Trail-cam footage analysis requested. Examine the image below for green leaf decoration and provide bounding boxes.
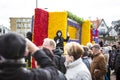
[67,11,83,25]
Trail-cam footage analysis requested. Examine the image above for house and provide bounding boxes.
[91,19,108,35]
[112,20,120,35]
[97,19,108,36]
[91,18,109,44]
[108,27,117,37]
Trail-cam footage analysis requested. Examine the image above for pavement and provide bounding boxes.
[110,74,116,80]
[110,70,116,80]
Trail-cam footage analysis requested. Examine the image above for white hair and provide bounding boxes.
[43,38,56,49]
[86,42,93,49]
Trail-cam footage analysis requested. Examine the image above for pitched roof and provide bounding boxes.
[91,19,101,29]
[91,19,108,29]
[98,19,108,28]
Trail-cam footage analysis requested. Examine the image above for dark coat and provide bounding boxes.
[109,50,117,70]
[90,53,107,80]
[0,50,58,80]
[53,55,66,74]
[114,50,120,80]
[54,30,69,51]
[43,47,66,74]
[115,50,120,70]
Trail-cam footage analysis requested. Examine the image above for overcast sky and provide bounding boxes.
[0,0,120,27]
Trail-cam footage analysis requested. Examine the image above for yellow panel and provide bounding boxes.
[68,25,77,39]
[48,12,67,39]
[81,20,91,45]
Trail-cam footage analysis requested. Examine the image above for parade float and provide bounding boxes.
[32,8,92,46]
[31,8,95,68]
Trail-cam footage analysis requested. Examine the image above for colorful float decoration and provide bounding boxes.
[93,28,99,43]
[31,8,92,68]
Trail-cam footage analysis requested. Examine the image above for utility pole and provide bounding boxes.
[36,0,38,8]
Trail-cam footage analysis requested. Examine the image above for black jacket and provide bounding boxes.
[0,50,58,80]
[115,50,120,70]
[54,36,69,49]
[42,47,66,74]
[53,55,66,74]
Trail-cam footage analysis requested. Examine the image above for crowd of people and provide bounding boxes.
[0,30,120,80]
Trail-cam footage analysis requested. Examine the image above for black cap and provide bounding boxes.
[0,32,26,60]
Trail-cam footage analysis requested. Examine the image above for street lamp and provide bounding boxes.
[101,29,106,41]
[36,0,38,8]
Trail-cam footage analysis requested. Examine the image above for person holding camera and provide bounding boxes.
[0,32,58,80]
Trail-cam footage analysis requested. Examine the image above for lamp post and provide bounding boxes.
[36,0,38,8]
[103,31,106,42]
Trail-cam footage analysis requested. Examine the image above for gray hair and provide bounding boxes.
[44,38,56,49]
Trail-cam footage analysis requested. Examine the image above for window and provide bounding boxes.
[101,23,104,27]
[16,19,21,22]
[16,24,21,29]
[101,29,105,34]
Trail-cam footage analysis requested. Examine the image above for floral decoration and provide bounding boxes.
[33,8,48,46]
[81,20,91,45]
[67,11,83,25]
[68,25,77,39]
[48,12,67,39]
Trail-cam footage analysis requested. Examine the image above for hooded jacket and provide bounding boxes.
[54,30,69,50]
